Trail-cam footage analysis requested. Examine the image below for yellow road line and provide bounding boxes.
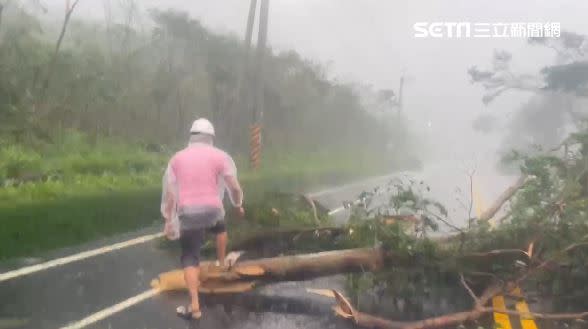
[492,295,513,329]
[511,287,539,329]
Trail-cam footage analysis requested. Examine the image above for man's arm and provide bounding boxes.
[161,160,182,239]
[224,175,243,208]
[221,152,244,217]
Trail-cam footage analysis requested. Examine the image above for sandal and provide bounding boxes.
[176,305,202,320]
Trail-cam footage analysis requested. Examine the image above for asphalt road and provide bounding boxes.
[0,165,516,329]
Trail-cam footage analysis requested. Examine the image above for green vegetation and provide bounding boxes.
[0,134,389,260]
[0,3,419,260]
[0,189,161,260]
[0,131,163,201]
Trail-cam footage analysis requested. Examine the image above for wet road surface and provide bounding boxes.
[0,165,519,329]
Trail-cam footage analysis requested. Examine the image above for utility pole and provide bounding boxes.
[247,0,270,170]
[244,0,258,50]
[253,0,269,123]
[231,0,257,153]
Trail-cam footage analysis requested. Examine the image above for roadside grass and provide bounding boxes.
[0,135,394,260]
[0,189,161,260]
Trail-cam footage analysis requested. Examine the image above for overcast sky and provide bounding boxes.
[40,0,588,166]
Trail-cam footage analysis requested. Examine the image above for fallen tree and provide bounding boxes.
[152,132,588,328]
[152,247,402,293]
[150,171,544,295]
[151,241,539,295]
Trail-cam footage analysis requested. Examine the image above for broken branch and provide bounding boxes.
[459,273,479,304]
[517,238,588,284]
[479,175,530,221]
[330,284,503,329]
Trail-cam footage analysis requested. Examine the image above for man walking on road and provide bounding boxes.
[161,118,244,320]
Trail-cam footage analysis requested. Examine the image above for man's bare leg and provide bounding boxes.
[216,232,227,266]
[183,266,201,317]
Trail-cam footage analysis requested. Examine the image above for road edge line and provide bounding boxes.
[58,289,158,329]
[0,233,164,282]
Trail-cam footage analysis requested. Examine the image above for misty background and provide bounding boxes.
[34,0,588,167]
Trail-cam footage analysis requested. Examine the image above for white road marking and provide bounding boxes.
[327,199,363,216]
[328,206,346,216]
[306,174,397,198]
[0,233,164,283]
[58,289,158,329]
[314,173,404,216]
[326,182,392,216]
[1,174,397,283]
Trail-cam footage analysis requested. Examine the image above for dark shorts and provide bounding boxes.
[179,221,226,268]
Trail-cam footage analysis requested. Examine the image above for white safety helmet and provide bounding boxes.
[190,118,215,136]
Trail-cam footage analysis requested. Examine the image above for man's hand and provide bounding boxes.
[235,206,245,218]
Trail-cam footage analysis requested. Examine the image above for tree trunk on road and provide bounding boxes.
[235,247,387,280]
[151,247,410,293]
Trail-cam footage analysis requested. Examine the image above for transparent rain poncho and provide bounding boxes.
[160,136,239,240]
[161,164,181,240]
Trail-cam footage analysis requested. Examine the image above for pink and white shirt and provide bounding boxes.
[161,143,237,239]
